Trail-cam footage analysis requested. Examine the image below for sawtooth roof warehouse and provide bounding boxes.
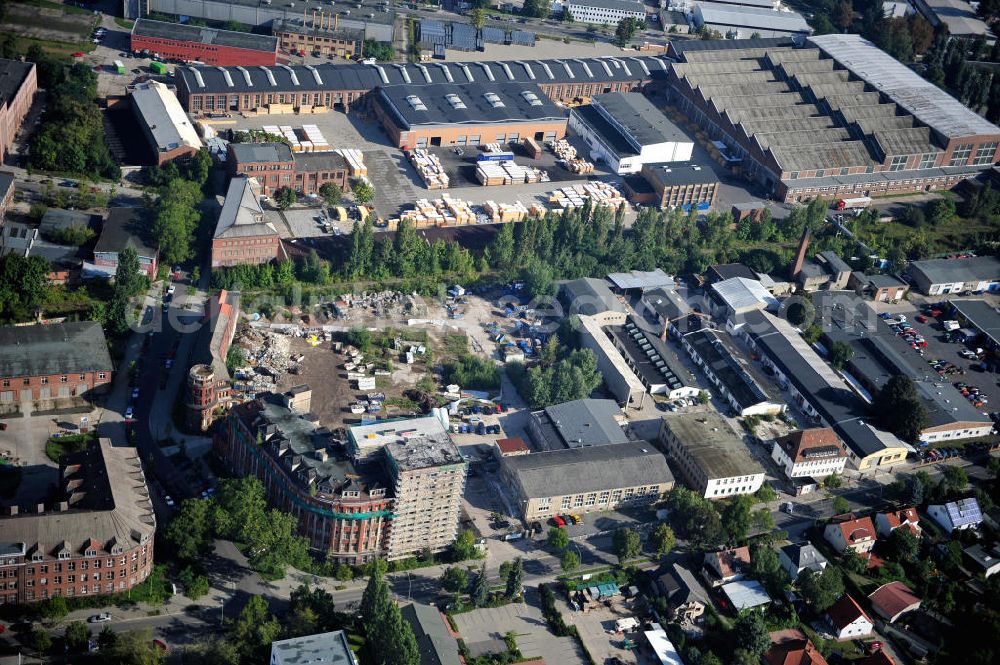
[175,35,1000,202]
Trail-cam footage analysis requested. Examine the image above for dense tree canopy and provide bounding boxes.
[873,375,928,444]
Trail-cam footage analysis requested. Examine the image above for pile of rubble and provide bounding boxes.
[232,326,293,397]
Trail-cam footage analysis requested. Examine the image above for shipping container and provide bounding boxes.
[149,61,167,75]
[114,60,125,74]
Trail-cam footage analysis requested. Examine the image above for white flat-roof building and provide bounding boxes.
[569,92,694,174]
[912,0,992,40]
[567,0,646,24]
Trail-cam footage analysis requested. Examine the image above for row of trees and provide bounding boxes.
[149,150,213,266]
[922,35,1000,118]
[30,63,120,180]
[346,217,478,282]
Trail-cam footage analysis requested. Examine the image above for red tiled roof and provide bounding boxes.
[707,546,751,579]
[879,507,920,535]
[764,629,829,665]
[834,515,876,544]
[776,427,846,463]
[495,437,529,454]
[826,594,872,631]
[868,581,921,621]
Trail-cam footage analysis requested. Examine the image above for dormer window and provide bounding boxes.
[58,552,69,560]
[32,553,43,562]
[85,549,97,557]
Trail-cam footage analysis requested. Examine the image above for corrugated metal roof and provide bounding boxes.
[810,33,1000,140]
[695,3,811,33]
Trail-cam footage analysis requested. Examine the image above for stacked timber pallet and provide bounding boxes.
[549,182,627,211]
[475,161,549,186]
[337,148,368,177]
[408,149,450,189]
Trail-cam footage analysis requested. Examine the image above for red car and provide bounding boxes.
[552,515,566,528]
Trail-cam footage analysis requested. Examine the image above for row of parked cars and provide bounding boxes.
[954,381,989,408]
[551,513,583,528]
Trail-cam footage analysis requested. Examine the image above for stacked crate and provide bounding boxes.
[337,149,368,177]
[476,161,549,186]
[408,149,450,189]
[302,125,330,151]
[483,200,530,223]
[548,182,627,211]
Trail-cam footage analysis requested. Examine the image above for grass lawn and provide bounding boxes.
[45,432,94,464]
[114,17,134,30]
[11,0,97,15]
[855,215,1000,255]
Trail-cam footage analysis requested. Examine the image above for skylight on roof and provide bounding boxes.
[445,93,467,109]
[405,94,427,111]
[483,92,505,108]
[520,90,543,107]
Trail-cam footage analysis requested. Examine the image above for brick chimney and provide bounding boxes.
[791,225,812,278]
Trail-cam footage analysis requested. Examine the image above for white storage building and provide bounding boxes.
[566,0,646,25]
[693,2,812,39]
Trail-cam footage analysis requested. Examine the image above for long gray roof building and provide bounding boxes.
[529,398,630,450]
[132,18,278,53]
[0,321,112,379]
[502,442,674,499]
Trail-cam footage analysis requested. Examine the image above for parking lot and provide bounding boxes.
[452,592,590,665]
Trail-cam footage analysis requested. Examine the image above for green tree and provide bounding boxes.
[451,529,480,561]
[472,563,490,607]
[108,629,167,665]
[548,526,569,550]
[319,182,343,206]
[612,527,641,563]
[799,566,844,611]
[505,557,523,599]
[832,496,851,515]
[873,375,928,444]
[755,483,777,503]
[442,566,469,593]
[828,340,854,370]
[470,7,486,29]
[361,560,420,665]
[275,186,296,210]
[833,0,854,30]
[751,508,775,532]
[824,473,843,489]
[842,549,867,574]
[97,626,119,652]
[614,17,642,47]
[650,523,676,557]
[942,465,969,494]
[561,549,581,572]
[889,527,920,562]
[353,182,375,204]
[165,497,212,560]
[178,566,210,599]
[65,621,91,653]
[31,627,53,653]
[732,609,770,658]
[721,495,754,545]
[40,595,69,621]
[231,596,282,658]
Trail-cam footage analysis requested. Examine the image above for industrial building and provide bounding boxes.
[948,299,1000,351]
[569,92,693,174]
[578,313,647,408]
[217,391,393,564]
[906,255,1000,295]
[130,18,278,66]
[374,82,568,150]
[0,437,155,605]
[912,0,992,40]
[848,272,909,302]
[560,277,627,316]
[130,0,395,42]
[693,3,812,39]
[174,56,666,115]
[735,310,909,471]
[565,0,647,25]
[212,176,282,268]
[667,36,1000,202]
[606,317,700,399]
[227,143,350,195]
[501,442,674,521]
[0,58,36,165]
[272,18,364,59]
[526,398,630,451]
[0,321,113,415]
[815,291,994,444]
[128,80,203,165]
[795,251,852,291]
[658,411,765,498]
[710,276,779,320]
[626,162,719,210]
[185,290,240,432]
[681,328,784,417]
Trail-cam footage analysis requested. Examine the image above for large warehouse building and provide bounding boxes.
[128,80,203,165]
[374,82,568,150]
[693,2,812,39]
[568,92,693,174]
[174,56,669,115]
[130,18,278,66]
[667,35,1000,202]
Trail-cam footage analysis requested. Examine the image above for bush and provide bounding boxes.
[444,354,500,391]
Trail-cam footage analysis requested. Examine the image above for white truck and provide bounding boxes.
[943,320,961,332]
[835,196,872,211]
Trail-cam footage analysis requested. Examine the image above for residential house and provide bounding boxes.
[867,581,921,623]
[764,628,829,665]
[654,563,709,628]
[702,546,751,587]
[772,428,848,480]
[826,594,874,640]
[927,498,983,533]
[874,507,920,538]
[824,514,876,554]
[963,543,1000,578]
[779,542,829,580]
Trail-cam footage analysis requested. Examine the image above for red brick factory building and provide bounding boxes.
[0,438,155,605]
[0,321,113,416]
[130,18,278,66]
[0,58,37,165]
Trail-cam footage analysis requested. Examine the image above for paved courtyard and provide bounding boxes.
[453,592,589,665]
